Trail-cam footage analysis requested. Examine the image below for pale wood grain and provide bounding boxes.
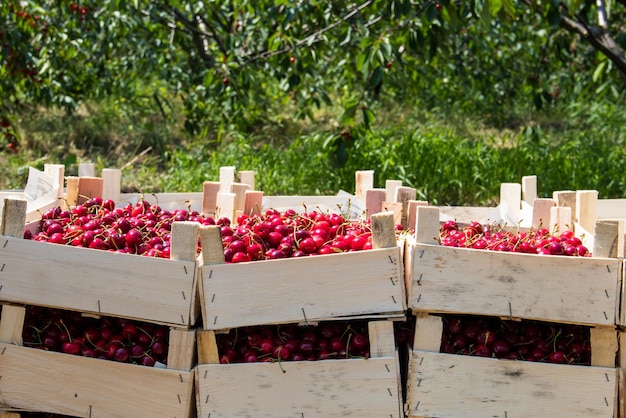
[355,169,374,202]
[370,211,396,249]
[0,305,25,345]
[593,220,624,259]
[243,190,263,216]
[196,357,402,418]
[365,188,386,219]
[1,198,26,238]
[0,238,196,326]
[200,247,404,330]
[531,197,555,229]
[522,175,537,205]
[101,168,121,202]
[76,176,103,205]
[167,328,197,371]
[407,241,620,326]
[201,181,220,216]
[0,343,194,418]
[407,350,617,418]
[238,170,256,190]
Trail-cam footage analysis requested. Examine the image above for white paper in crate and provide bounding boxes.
[2,167,61,222]
[478,200,534,228]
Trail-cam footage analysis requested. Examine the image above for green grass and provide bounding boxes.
[2,97,626,207]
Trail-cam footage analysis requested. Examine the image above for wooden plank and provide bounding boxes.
[196,357,402,418]
[200,247,404,330]
[590,326,618,368]
[197,329,220,364]
[407,242,620,326]
[370,211,397,249]
[202,181,220,216]
[219,166,236,193]
[365,189,386,219]
[550,206,573,233]
[238,170,255,190]
[396,187,417,230]
[368,320,395,358]
[0,238,196,327]
[44,163,65,199]
[385,180,402,203]
[577,189,598,234]
[406,350,617,418]
[355,170,374,202]
[0,343,194,418]
[65,176,80,208]
[101,168,121,202]
[414,206,440,245]
[216,191,235,221]
[0,305,25,345]
[230,182,250,211]
[412,312,443,352]
[407,200,429,234]
[243,190,263,216]
[76,176,103,204]
[500,182,521,223]
[532,197,555,229]
[522,175,537,205]
[169,221,199,262]
[1,198,26,238]
[166,328,197,371]
[593,219,624,259]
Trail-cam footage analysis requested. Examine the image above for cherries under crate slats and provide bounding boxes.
[194,320,403,418]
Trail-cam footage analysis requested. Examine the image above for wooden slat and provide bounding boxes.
[368,320,395,358]
[196,358,402,418]
[355,170,374,202]
[414,206,440,245]
[200,247,404,330]
[243,190,263,216]
[216,191,235,221]
[169,221,199,262]
[238,170,255,190]
[522,175,537,205]
[385,180,402,203]
[101,168,121,202]
[590,326,618,368]
[593,220,624,259]
[396,187,417,230]
[407,241,620,326]
[407,200,429,234]
[44,163,65,198]
[500,182,521,223]
[219,166,236,193]
[370,211,397,249]
[407,350,617,418]
[365,188,386,219]
[65,176,80,207]
[0,343,194,418]
[166,328,197,371]
[0,305,25,345]
[550,205,573,233]
[412,313,443,352]
[197,329,220,364]
[76,176,103,204]
[532,197,555,229]
[0,238,196,327]
[577,190,599,234]
[202,181,220,216]
[1,198,26,238]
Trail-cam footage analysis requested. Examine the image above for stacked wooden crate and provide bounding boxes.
[403,205,622,418]
[193,210,407,417]
[0,198,198,417]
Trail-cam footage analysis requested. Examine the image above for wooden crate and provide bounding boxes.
[195,319,403,418]
[0,198,200,328]
[406,313,619,418]
[402,206,623,418]
[197,212,406,331]
[405,206,623,328]
[0,303,196,418]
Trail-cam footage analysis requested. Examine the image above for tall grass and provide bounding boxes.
[2,98,626,207]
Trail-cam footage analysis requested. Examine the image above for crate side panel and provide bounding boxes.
[196,357,402,418]
[201,247,404,329]
[0,237,196,326]
[406,350,617,418]
[409,243,619,326]
[0,343,194,418]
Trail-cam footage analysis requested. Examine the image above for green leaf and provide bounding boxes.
[592,61,608,82]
